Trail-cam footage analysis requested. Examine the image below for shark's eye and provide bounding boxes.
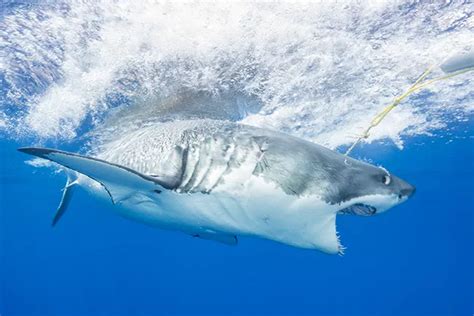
[383,175,391,185]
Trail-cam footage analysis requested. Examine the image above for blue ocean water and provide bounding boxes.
[1,1,474,315]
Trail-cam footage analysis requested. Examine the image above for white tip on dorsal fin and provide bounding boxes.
[18,147,171,205]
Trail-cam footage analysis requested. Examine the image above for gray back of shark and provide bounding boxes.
[97,119,415,212]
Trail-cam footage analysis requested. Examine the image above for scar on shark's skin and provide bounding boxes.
[18,119,415,254]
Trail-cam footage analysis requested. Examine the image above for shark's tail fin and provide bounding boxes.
[52,175,78,226]
[19,147,171,225]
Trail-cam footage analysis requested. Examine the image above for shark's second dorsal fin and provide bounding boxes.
[18,147,171,205]
[52,176,77,226]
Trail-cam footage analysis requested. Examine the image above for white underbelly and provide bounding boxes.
[81,175,341,253]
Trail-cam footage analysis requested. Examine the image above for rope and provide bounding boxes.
[344,65,473,156]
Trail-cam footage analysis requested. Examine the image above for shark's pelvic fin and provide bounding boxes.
[18,147,171,204]
[192,231,238,246]
[52,176,77,226]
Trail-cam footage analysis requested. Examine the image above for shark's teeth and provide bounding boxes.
[338,203,377,216]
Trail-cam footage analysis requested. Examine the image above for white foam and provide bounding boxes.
[1,1,473,148]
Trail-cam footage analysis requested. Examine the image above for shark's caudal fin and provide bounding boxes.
[18,148,171,208]
[52,176,78,226]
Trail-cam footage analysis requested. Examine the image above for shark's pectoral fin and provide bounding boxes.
[191,231,238,246]
[287,211,340,255]
[18,147,172,205]
[52,176,77,226]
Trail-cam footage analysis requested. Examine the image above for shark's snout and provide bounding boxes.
[400,184,416,198]
[396,177,416,199]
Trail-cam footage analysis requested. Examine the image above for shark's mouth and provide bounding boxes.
[338,203,377,216]
[336,203,377,255]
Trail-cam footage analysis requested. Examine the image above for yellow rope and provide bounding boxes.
[344,65,473,156]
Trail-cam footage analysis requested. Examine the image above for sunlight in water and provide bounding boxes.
[0,1,473,149]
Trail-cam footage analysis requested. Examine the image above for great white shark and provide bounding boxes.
[19,119,415,254]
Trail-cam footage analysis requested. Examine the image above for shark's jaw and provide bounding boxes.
[334,193,409,255]
[338,203,377,216]
[337,193,405,216]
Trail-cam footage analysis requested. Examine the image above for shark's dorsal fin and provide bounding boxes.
[18,147,171,204]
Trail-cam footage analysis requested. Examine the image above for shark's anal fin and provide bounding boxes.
[18,147,171,205]
[52,177,77,226]
[191,231,238,246]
